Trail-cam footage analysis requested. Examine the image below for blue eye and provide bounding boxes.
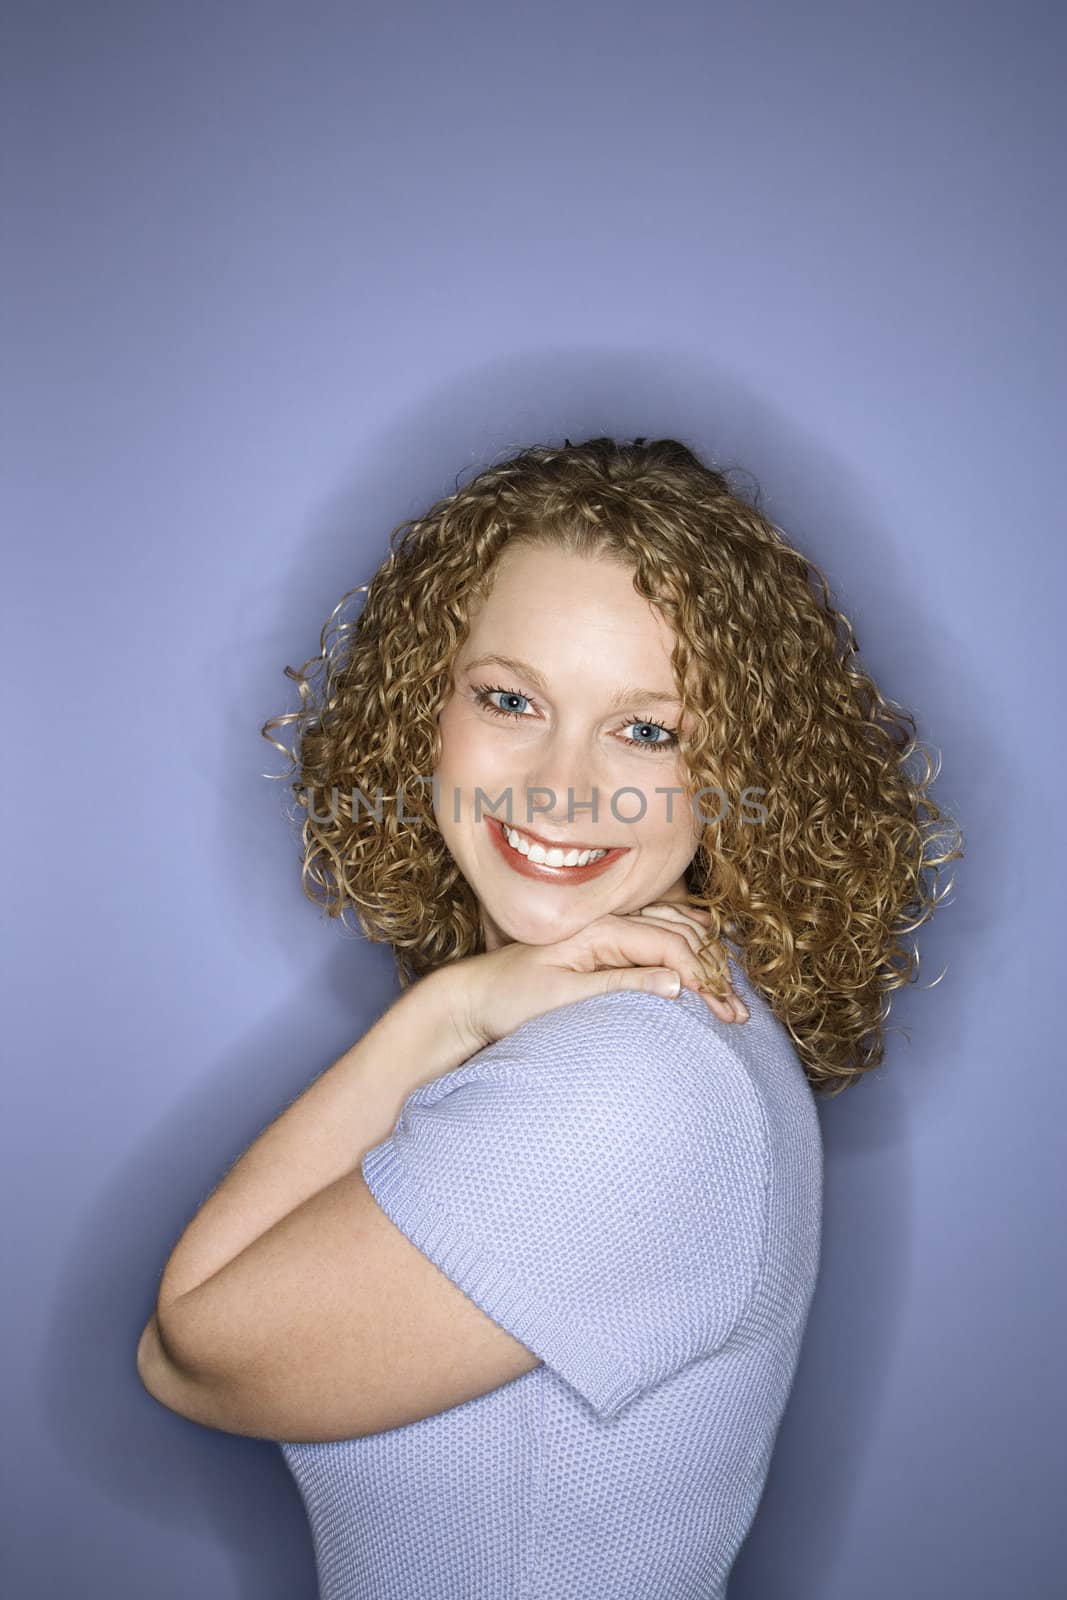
[472,684,680,754]
[474,686,532,718]
[620,721,679,751]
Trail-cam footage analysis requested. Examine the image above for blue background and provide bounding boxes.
[5,2,1063,1595]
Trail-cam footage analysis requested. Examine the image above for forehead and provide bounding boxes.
[465,544,674,646]
[457,545,684,704]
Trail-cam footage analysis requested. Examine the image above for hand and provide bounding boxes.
[445,899,748,1053]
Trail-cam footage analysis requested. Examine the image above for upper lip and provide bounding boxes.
[493,818,625,854]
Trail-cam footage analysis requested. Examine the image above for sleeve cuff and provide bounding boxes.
[361,1134,642,1418]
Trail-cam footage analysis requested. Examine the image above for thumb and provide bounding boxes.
[584,965,682,1000]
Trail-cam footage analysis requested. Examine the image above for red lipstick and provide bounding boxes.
[485,815,629,885]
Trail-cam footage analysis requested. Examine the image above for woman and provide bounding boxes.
[137,436,961,1598]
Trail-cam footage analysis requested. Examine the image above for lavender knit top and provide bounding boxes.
[279,947,823,1599]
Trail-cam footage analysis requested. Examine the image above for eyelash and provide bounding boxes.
[470,682,681,753]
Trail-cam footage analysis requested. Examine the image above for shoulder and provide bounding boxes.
[362,985,773,1415]
[403,987,769,1179]
[466,983,762,1095]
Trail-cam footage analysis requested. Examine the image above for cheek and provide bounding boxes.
[435,701,471,762]
[633,809,698,859]
[626,755,693,828]
[435,702,501,782]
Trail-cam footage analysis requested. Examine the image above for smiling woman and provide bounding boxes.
[430,542,712,949]
[142,435,962,1600]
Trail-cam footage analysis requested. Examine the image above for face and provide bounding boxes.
[432,542,704,952]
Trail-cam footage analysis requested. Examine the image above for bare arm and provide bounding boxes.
[148,906,736,1324]
[153,966,476,1316]
[137,909,744,1433]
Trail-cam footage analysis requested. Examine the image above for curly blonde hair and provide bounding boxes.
[262,435,963,1097]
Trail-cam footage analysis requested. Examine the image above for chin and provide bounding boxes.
[484,896,592,947]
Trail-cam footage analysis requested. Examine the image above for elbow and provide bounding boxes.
[136,1307,217,1424]
[150,1297,194,1373]
[137,1307,195,1397]
[151,1290,222,1387]
[150,1304,182,1368]
[136,1311,172,1395]
[135,1305,247,1434]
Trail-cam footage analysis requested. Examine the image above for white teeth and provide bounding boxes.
[502,824,607,867]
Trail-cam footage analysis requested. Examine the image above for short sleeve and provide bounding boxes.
[360,988,769,1419]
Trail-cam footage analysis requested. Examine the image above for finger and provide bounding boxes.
[591,918,747,1022]
[633,904,713,948]
[629,909,704,958]
[582,966,686,1001]
[629,910,744,1015]
[584,966,747,1026]
[646,922,747,1022]
[637,902,720,946]
[636,900,711,924]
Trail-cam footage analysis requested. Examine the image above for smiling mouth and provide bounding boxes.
[494,818,624,868]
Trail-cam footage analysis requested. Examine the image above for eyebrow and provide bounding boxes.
[461,653,682,708]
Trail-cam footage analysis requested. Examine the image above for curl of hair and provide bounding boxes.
[262,435,964,1097]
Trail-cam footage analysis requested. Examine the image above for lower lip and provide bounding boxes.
[486,816,629,885]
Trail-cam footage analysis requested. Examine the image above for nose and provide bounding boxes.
[521,728,609,834]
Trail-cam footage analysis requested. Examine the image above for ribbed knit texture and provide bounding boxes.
[279,948,823,1599]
